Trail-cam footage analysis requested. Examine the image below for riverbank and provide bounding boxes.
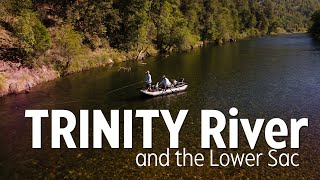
[0,32,300,97]
[0,61,59,96]
[0,39,203,97]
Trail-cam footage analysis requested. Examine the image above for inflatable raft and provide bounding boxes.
[140,83,188,97]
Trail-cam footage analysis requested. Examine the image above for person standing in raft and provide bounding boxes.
[145,71,152,90]
[159,75,172,89]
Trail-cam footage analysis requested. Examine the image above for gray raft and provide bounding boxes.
[140,83,188,97]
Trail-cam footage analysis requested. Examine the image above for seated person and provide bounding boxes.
[172,79,178,86]
[150,82,159,91]
[178,78,185,85]
[159,75,172,89]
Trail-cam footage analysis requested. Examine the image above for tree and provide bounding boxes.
[201,0,219,41]
[2,0,320,68]
[13,10,51,64]
[152,0,194,52]
[54,25,83,72]
[310,10,320,40]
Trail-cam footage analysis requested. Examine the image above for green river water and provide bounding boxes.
[0,33,320,179]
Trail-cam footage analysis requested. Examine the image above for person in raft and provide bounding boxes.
[159,75,172,89]
[145,71,152,90]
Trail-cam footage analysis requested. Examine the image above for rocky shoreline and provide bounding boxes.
[0,61,59,97]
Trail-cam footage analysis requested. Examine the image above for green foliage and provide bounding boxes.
[0,0,10,18]
[181,0,203,35]
[14,11,36,54]
[120,0,150,50]
[216,7,235,40]
[64,0,111,49]
[310,10,320,40]
[13,10,50,64]
[11,0,33,14]
[33,19,51,53]
[201,0,219,41]
[2,0,320,69]
[151,0,197,52]
[175,26,200,51]
[53,25,84,73]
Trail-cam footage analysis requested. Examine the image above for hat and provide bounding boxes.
[146,71,150,74]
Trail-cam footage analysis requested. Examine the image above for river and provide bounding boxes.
[0,33,320,178]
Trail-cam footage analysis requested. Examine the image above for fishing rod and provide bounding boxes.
[32,81,145,107]
[106,81,144,94]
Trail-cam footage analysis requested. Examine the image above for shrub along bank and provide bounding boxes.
[1,0,320,96]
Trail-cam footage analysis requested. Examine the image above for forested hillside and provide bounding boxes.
[1,0,320,72]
